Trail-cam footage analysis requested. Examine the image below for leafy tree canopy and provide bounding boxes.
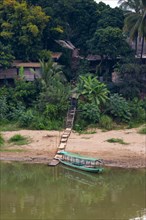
[96,6,124,30]
[0,0,49,61]
[88,26,133,59]
[0,42,14,69]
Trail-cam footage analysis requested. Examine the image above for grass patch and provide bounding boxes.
[127,121,145,129]
[79,130,96,135]
[0,133,5,147]
[81,136,91,139]
[8,134,30,145]
[106,138,129,145]
[138,126,146,134]
[0,122,20,131]
[0,148,26,152]
[99,115,114,130]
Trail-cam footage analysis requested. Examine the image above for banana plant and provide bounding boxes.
[76,75,109,106]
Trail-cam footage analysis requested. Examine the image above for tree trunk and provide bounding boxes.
[135,36,138,55]
[140,35,145,60]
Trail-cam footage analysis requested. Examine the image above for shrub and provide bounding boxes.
[30,114,63,130]
[74,115,89,132]
[0,134,5,147]
[106,138,129,145]
[129,98,146,123]
[138,126,146,134]
[0,95,8,120]
[99,115,114,130]
[8,134,29,145]
[79,103,101,123]
[107,94,131,122]
[8,103,26,121]
[44,104,58,119]
[118,63,146,99]
[18,109,34,127]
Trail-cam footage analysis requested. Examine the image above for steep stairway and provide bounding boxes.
[48,104,76,165]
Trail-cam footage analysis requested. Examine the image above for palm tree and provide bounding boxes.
[40,58,66,86]
[118,0,142,13]
[119,0,146,58]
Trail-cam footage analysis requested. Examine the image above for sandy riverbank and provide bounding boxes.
[0,128,145,168]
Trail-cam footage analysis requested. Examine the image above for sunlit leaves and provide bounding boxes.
[0,0,49,60]
[77,75,109,106]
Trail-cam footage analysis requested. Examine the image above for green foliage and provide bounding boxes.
[0,122,20,132]
[96,6,124,30]
[76,60,90,77]
[118,64,146,99]
[0,148,26,152]
[99,115,114,130]
[74,120,88,133]
[88,27,132,59]
[0,42,14,69]
[39,50,51,61]
[0,0,49,61]
[18,109,34,128]
[8,103,26,121]
[30,115,63,130]
[44,104,58,119]
[0,133,5,147]
[0,95,8,121]
[14,80,39,107]
[122,0,146,58]
[8,134,29,145]
[118,0,142,13]
[129,98,146,123]
[138,126,146,134]
[37,60,70,120]
[77,75,109,106]
[79,103,101,124]
[106,138,129,145]
[107,94,131,122]
[40,58,66,86]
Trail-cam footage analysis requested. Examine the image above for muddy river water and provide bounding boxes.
[0,162,145,220]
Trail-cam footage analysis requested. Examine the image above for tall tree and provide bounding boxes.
[118,0,143,13]
[88,27,132,60]
[0,0,49,61]
[119,0,146,58]
[0,42,14,69]
[96,5,124,30]
[26,0,101,52]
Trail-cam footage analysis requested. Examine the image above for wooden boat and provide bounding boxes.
[57,151,104,173]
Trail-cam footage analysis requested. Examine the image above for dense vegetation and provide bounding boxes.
[0,0,146,131]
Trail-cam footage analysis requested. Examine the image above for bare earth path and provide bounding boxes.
[0,128,145,168]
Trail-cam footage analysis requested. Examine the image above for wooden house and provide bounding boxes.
[0,52,62,83]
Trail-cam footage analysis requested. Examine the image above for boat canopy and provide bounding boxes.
[58,151,102,163]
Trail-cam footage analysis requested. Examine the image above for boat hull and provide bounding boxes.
[60,160,103,173]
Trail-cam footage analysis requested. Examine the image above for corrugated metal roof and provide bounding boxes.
[86,55,101,61]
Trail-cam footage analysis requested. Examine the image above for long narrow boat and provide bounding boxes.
[57,151,104,173]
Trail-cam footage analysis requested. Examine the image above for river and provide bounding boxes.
[0,162,145,220]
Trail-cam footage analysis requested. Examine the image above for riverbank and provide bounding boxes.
[0,128,145,168]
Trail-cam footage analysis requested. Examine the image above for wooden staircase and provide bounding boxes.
[48,106,76,166]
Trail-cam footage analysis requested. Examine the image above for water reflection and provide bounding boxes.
[0,162,145,220]
[129,209,146,220]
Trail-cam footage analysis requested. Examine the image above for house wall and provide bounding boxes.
[0,67,41,82]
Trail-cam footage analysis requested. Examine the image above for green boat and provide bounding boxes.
[58,151,104,173]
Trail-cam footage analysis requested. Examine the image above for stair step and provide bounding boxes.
[62,134,69,138]
[60,138,68,142]
[58,143,66,149]
[54,155,62,159]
